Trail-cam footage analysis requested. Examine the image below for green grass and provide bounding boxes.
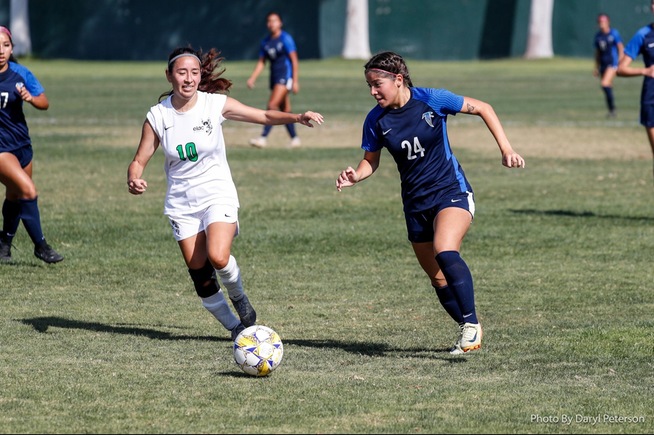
[0,57,652,434]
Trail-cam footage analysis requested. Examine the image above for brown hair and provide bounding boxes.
[159,46,233,102]
[364,51,414,87]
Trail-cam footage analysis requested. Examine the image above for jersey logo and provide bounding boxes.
[193,118,213,135]
[422,111,435,128]
[382,128,392,135]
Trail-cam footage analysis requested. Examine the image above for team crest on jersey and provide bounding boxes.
[422,111,435,128]
[193,119,213,135]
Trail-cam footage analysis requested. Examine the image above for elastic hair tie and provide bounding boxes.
[168,53,201,68]
[367,67,398,76]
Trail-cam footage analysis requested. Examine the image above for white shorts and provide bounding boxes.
[166,204,239,242]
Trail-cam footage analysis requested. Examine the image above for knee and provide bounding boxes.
[208,252,231,270]
[188,260,218,298]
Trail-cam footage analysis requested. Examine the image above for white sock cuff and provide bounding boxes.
[216,255,239,283]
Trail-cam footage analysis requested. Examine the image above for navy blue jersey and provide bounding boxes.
[0,62,44,152]
[361,87,471,213]
[594,28,622,69]
[259,30,296,88]
[624,24,654,105]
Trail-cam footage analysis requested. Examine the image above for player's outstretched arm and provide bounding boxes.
[460,96,525,169]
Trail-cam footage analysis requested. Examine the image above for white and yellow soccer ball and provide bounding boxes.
[233,325,284,376]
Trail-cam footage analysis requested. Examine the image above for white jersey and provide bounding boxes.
[146,92,238,216]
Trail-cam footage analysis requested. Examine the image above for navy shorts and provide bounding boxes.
[405,191,475,243]
[270,76,293,91]
[640,104,654,128]
[2,144,33,168]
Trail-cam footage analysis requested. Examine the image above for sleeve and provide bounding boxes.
[258,37,268,59]
[361,106,383,152]
[624,27,648,60]
[418,88,464,116]
[146,104,165,142]
[281,31,297,54]
[11,63,44,96]
[613,29,622,44]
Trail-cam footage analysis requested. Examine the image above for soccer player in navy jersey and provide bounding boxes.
[617,0,654,180]
[336,51,525,355]
[247,12,302,149]
[0,26,63,264]
[594,13,623,118]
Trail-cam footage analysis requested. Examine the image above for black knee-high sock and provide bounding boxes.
[2,199,21,240]
[19,197,45,246]
[602,86,615,111]
[436,251,479,324]
[433,285,464,325]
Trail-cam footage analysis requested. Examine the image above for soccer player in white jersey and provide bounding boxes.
[128,47,323,341]
[336,52,524,354]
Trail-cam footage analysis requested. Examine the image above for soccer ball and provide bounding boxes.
[233,325,284,376]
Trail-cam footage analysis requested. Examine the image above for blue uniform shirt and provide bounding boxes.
[624,24,654,105]
[361,87,471,213]
[259,30,296,88]
[594,28,622,69]
[0,61,44,152]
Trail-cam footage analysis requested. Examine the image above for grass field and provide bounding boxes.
[0,56,653,434]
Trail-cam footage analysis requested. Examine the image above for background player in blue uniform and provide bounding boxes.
[593,13,623,118]
[247,12,301,149]
[336,51,525,355]
[617,0,654,180]
[0,26,63,264]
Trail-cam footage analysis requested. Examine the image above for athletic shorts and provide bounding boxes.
[640,103,654,128]
[270,76,293,91]
[404,191,475,243]
[166,204,239,242]
[1,144,33,168]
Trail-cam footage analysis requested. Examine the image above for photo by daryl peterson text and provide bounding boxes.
[531,414,646,425]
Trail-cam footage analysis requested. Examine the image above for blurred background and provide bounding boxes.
[1,0,653,61]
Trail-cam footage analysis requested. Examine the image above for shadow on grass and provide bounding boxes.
[19,316,462,360]
[510,208,654,221]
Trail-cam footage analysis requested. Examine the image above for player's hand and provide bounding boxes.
[298,111,323,127]
[502,152,525,168]
[246,78,256,89]
[336,167,359,191]
[127,178,148,195]
[16,83,33,103]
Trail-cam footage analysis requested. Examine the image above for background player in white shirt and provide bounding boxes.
[127,47,323,340]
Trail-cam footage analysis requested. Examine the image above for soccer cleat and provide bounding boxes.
[0,236,12,262]
[231,323,245,341]
[249,136,267,148]
[450,322,482,355]
[34,243,64,264]
[289,136,301,148]
[231,294,257,327]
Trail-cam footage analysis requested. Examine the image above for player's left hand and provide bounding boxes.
[299,111,324,127]
[16,83,33,103]
[503,152,525,168]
